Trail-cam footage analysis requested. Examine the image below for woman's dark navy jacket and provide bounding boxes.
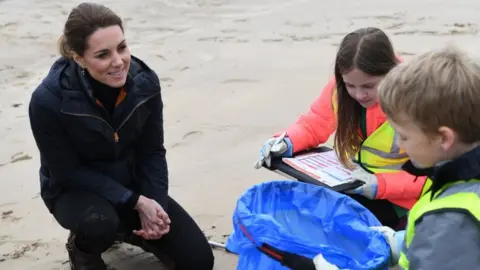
[28,56,169,213]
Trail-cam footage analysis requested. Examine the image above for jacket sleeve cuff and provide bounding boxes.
[154,191,169,212]
[125,193,140,211]
[282,137,294,157]
[395,230,406,248]
[375,173,387,199]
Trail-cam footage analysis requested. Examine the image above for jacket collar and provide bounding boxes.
[402,146,480,195]
[59,56,148,98]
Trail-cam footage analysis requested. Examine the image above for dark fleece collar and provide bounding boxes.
[402,146,480,196]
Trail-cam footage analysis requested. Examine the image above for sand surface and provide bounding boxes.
[1,0,480,269]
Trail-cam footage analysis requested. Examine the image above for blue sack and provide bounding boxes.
[225,180,390,270]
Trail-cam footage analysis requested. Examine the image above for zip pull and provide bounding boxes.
[113,132,119,143]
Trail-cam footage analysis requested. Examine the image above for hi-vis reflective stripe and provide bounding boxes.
[360,145,408,160]
[388,130,403,155]
[359,161,404,170]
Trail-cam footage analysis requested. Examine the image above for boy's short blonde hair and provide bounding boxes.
[378,46,480,143]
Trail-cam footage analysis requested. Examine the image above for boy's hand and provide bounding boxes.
[371,226,405,266]
[346,168,378,199]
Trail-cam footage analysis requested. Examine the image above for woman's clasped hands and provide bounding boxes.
[133,195,171,240]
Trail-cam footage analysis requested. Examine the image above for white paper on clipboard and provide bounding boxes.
[282,150,359,187]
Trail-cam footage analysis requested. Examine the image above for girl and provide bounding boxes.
[255,27,429,228]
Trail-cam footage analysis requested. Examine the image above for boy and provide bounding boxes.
[373,46,480,269]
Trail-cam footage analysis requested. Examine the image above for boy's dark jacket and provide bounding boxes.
[28,56,168,212]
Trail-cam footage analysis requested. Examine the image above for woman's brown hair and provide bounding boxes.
[333,27,398,169]
[58,2,123,58]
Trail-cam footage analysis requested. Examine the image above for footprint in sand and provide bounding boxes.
[0,65,14,72]
[220,29,240,33]
[160,77,174,87]
[0,202,17,208]
[170,131,203,149]
[398,51,415,56]
[1,210,21,222]
[160,77,174,83]
[352,14,405,21]
[1,242,46,262]
[284,21,314,28]
[182,130,203,141]
[385,22,405,30]
[197,36,236,42]
[156,54,167,61]
[221,78,259,84]
[10,152,32,164]
[393,26,478,36]
[0,22,18,29]
[16,71,31,79]
[0,235,11,241]
[20,35,40,40]
[263,38,284,43]
[287,34,331,42]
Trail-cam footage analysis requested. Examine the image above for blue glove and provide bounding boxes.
[371,226,405,266]
[346,167,378,199]
[254,132,293,169]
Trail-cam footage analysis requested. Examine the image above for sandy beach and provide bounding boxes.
[1,0,480,269]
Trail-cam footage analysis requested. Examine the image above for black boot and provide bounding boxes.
[116,232,175,269]
[66,232,107,270]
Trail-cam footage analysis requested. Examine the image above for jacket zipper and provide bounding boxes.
[61,92,159,143]
[61,111,119,143]
[115,92,159,135]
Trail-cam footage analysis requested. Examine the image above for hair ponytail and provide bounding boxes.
[57,34,72,58]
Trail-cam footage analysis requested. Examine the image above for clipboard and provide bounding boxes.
[263,146,364,193]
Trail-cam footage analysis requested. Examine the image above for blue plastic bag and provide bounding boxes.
[226,180,390,270]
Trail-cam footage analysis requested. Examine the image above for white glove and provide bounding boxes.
[254,132,292,169]
[345,167,378,200]
[370,226,405,266]
[313,253,339,270]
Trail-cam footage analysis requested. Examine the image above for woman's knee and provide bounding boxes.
[53,192,121,254]
[74,204,120,253]
[77,205,119,236]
